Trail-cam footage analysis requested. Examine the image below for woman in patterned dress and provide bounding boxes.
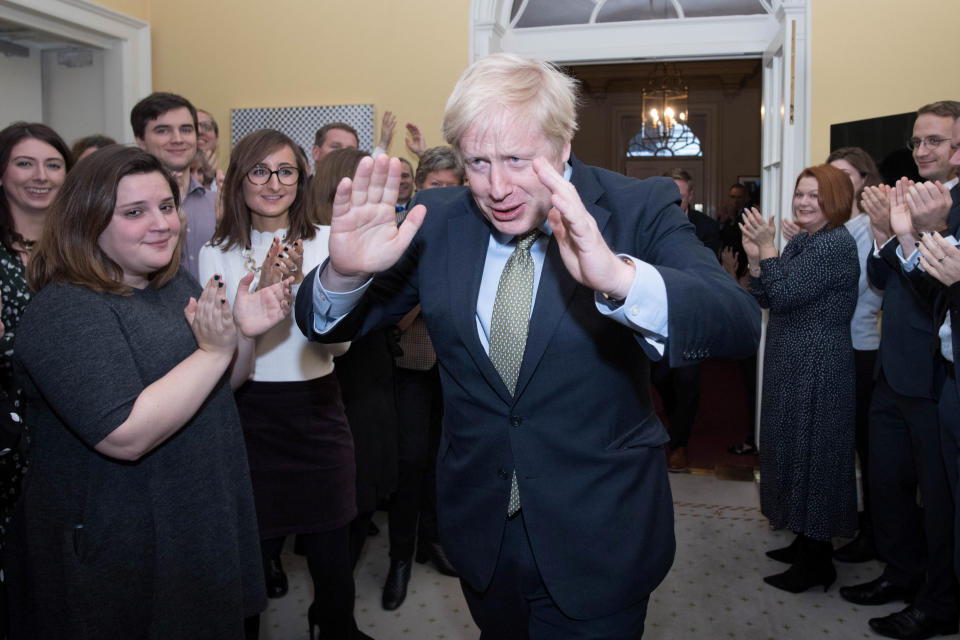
[0,122,71,636]
[740,164,860,593]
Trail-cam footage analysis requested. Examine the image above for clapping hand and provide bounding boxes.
[259,238,303,288]
[905,179,952,233]
[781,218,802,243]
[721,246,740,278]
[862,184,892,245]
[889,178,918,252]
[917,232,960,287]
[234,271,293,338]
[184,276,237,357]
[739,207,776,262]
[323,154,426,290]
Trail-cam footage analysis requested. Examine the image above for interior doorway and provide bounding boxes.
[0,0,150,143]
[471,0,810,463]
[569,59,762,221]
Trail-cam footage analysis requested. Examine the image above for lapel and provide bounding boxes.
[949,184,960,235]
[446,197,515,404]
[512,156,613,399]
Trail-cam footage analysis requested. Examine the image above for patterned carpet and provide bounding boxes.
[261,474,896,640]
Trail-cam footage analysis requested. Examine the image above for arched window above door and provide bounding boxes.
[509,0,773,28]
[627,123,703,157]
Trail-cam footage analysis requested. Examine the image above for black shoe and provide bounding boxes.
[309,603,373,640]
[868,606,959,639]
[763,560,836,593]
[415,540,459,577]
[368,521,380,537]
[265,556,288,599]
[833,532,877,563]
[766,534,801,564]
[840,577,915,606]
[381,559,412,611]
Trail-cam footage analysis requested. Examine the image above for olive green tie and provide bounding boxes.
[489,229,540,516]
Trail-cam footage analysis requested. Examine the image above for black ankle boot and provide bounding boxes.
[382,558,412,610]
[764,536,836,593]
[415,540,459,577]
[765,533,801,564]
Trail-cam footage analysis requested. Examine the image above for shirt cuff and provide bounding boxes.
[371,145,386,158]
[594,254,668,356]
[896,244,920,271]
[873,236,894,258]
[310,261,373,334]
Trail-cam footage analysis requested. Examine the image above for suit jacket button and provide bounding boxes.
[510,416,523,427]
[497,468,508,479]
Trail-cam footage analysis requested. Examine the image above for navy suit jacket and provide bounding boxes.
[688,208,721,256]
[868,183,960,399]
[296,156,761,618]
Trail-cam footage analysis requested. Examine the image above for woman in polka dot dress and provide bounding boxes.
[740,164,859,594]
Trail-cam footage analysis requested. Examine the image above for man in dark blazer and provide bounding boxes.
[296,53,761,638]
[840,100,960,640]
[655,169,721,470]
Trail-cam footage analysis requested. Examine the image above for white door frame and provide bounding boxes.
[471,0,809,175]
[0,0,150,143]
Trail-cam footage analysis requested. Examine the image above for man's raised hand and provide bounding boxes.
[533,157,634,300]
[324,154,426,291]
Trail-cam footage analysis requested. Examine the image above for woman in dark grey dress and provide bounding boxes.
[8,147,291,639]
[741,164,859,594]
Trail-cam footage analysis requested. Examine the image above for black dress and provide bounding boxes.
[751,226,859,541]
[8,271,266,639]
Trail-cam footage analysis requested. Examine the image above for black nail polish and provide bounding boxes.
[218,282,223,288]
[214,274,220,281]
[220,299,226,304]
[916,242,920,247]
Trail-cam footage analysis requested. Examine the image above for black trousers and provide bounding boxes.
[389,366,444,560]
[261,525,356,640]
[650,361,701,448]
[461,515,649,639]
[869,376,958,620]
[938,375,960,581]
[853,349,877,529]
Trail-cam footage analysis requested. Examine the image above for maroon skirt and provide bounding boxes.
[234,374,357,539]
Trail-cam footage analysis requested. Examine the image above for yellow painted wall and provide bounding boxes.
[809,0,960,163]
[96,0,472,165]
[99,0,148,22]
[93,0,960,171]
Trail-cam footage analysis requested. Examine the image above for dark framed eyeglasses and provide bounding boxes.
[246,165,300,186]
[906,136,949,151]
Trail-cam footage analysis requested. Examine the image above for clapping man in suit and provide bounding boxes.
[296,53,760,638]
[654,169,720,471]
[840,100,960,640]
